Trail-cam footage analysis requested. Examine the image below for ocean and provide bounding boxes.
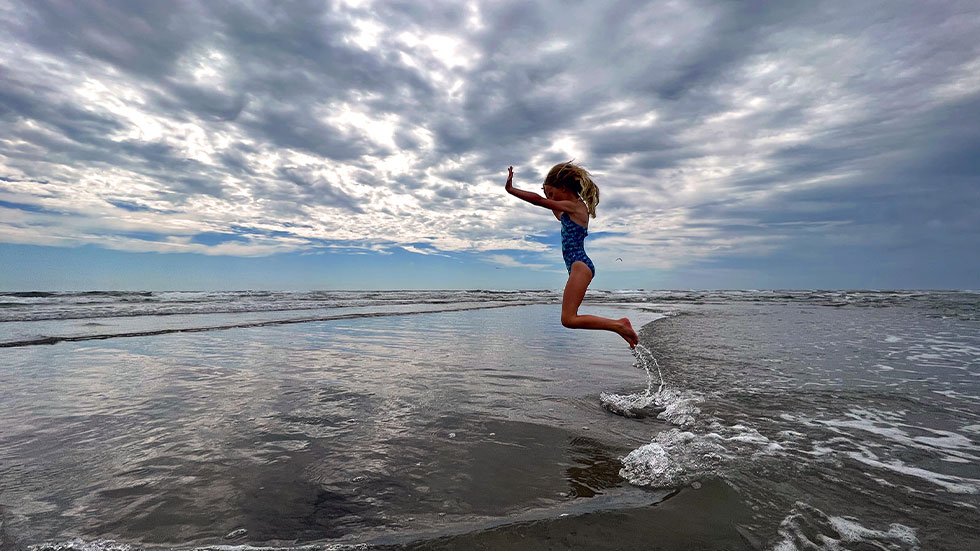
[0,290,977,550]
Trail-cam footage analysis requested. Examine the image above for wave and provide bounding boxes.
[771,502,919,551]
[0,290,559,323]
[0,291,154,298]
[0,303,528,348]
[0,291,60,298]
[2,290,976,325]
[27,540,368,551]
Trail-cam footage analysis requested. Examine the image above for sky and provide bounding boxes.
[1,0,978,291]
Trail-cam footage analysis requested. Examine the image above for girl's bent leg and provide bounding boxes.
[560,262,639,347]
[560,262,592,323]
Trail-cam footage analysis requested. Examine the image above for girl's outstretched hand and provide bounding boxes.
[505,166,514,191]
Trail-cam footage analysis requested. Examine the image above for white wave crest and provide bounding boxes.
[27,539,369,551]
[771,502,919,551]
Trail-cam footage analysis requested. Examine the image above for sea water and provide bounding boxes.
[1,290,977,550]
[598,344,665,417]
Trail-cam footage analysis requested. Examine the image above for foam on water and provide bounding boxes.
[599,345,662,417]
[609,296,979,547]
[619,420,798,488]
[843,452,979,495]
[653,388,703,427]
[610,330,980,508]
[778,408,980,493]
[27,542,368,551]
[612,365,979,497]
[599,344,706,424]
[28,540,140,551]
[619,429,728,487]
[770,502,920,551]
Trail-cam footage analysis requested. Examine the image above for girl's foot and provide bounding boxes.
[618,318,639,349]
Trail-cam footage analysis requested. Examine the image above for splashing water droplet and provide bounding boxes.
[600,344,666,417]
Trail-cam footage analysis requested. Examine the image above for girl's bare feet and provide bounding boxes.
[618,318,639,348]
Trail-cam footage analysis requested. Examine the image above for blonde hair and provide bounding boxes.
[544,161,599,218]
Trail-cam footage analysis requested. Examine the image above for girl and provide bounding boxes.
[505,162,639,348]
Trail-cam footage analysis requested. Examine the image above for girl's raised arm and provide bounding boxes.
[504,166,580,214]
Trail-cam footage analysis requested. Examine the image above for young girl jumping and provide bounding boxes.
[505,162,639,349]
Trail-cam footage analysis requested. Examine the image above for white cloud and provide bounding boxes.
[485,254,550,271]
[0,0,977,285]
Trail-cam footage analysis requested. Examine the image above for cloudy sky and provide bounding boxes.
[1,0,978,290]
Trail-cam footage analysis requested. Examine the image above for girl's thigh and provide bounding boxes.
[562,261,593,314]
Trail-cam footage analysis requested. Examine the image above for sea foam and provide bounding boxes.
[599,344,663,417]
[619,429,727,487]
[27,540,369,551]
[600,344,703,425]
[771,502,919,551]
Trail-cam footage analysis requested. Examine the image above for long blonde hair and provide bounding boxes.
[544,161,599,218]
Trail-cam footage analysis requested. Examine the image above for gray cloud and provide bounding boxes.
[0,0,978,286]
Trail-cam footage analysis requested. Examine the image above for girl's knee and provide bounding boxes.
[561,313,576,328]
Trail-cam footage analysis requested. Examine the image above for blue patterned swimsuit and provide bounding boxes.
[560,212,595,276]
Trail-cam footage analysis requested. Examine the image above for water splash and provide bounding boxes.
[599,344,664,417]
[619,428,729,487]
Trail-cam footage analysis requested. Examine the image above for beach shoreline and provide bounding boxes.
[2,291,977,550]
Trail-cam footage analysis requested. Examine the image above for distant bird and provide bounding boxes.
[616,257,623,262]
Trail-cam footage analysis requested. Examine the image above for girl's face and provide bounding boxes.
[542,185,570,201]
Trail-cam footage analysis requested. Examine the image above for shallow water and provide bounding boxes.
[1,291,978,550]
[628,301,980,550]
[1,302,664,548]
